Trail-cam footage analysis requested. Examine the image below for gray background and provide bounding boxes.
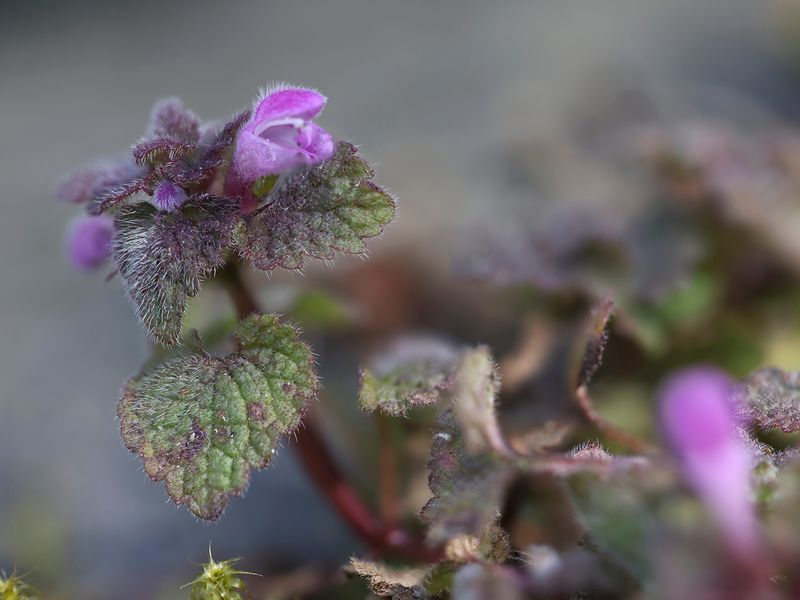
[1,0,797,597]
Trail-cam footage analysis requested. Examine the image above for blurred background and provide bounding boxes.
[4,0,800,597]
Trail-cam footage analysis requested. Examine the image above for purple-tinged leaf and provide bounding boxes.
[422,408,646,545]
[56,158,145,204]
[112,196,242,345]
[458,199,700,311]
[571,299,614,389]
[118,314,317,519]
[87,176,151,215]
[161,111,251,190]
[237,142,395,271]
[422,410,514,544]
[459,207,630,293]
[197,111,250,167]
[733,367,800,433]
[131,136,195,166]
[146,96,200,144]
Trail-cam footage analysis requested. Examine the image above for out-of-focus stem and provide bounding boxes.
[576,385,656,454]
[220,261,439,562]
[376,413,400,526]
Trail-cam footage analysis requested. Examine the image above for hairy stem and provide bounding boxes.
[221,261,439,561]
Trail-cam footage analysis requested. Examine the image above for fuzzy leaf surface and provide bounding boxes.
[132,136,195,167]
[113,197,241,345]
[147,97,201,143]
[87,176,151,214]
[118,314,318,519]
[422,410,513,544]
[451,346,504,454]
[734,367,800,432]
[422,412,646,545]
[348,558,429,599]
[359,336,461,416]
[56,158,145,205]
[165,111,250,188]
[237,142,395,271]
[571,299,614,389]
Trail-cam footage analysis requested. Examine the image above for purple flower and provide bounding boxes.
[230,86,334,191]
[152,181,188,212]
[658,367,758,555]
[66,214,114,271]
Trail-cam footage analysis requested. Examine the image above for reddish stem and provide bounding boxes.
[221,262,439,562]
[575,385,656,454]
[376,413,400,526]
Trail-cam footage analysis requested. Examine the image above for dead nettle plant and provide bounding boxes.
[54,85,652,595]
[56,87,417,552]
[54,86,800,599]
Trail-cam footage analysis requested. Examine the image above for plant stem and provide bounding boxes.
[220,261,439,562]
[575,385,657,454]
[376,413,400,526]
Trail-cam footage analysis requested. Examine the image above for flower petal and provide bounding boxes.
[659,367,735,454]
[66,214,114,271]
[300,123,335,162]
[232,130,308,182]
[253,87,327,123]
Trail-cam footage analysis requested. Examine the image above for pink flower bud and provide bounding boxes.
[66,214,114,271]
[152,181,188,212]
[658,367,758,556]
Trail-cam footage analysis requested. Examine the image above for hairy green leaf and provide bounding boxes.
[113,197,242,345]
[237,142,395,271]
[118,314,318,519]
[451,346,505,455]
[359,336,461,416]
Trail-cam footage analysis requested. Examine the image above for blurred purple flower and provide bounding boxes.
[66,214,114,271]
[230,86,334,192]
[152,181,188,212]
[659,366,758,556]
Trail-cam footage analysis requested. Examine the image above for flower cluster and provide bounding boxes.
[58,86,334,271]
